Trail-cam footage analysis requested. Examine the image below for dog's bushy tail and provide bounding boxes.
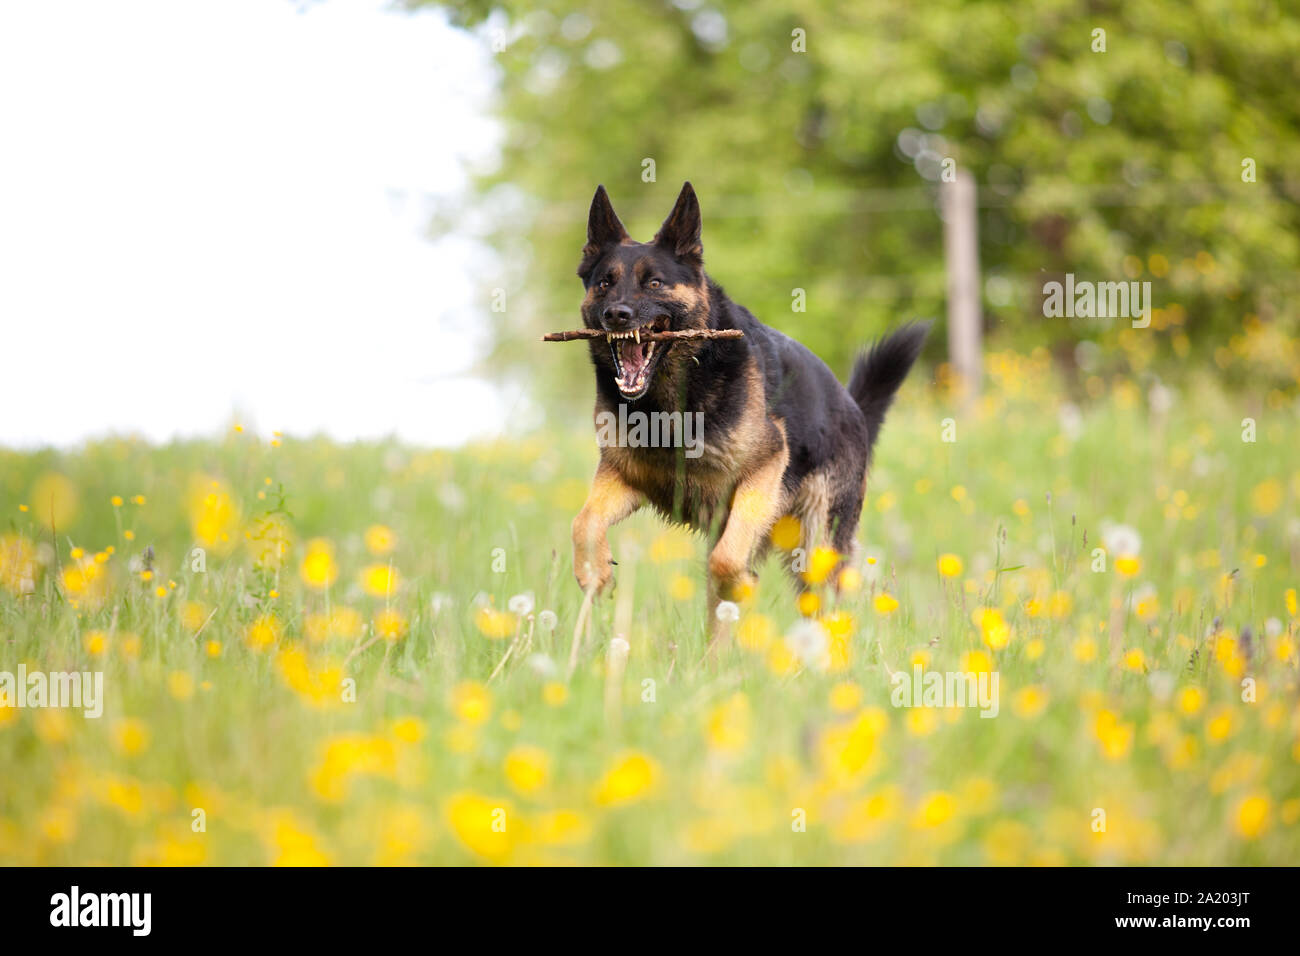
[847,320,931,453]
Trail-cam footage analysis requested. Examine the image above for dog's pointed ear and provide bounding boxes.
[584,184,629,256]
[654,181,703,263]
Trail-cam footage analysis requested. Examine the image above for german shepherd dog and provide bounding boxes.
[572,181,929,637]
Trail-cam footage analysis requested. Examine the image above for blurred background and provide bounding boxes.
[2,0,1298,447]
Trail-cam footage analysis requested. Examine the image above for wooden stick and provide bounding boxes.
[542,328,743,342]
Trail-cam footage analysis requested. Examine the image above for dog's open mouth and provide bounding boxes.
[607,318,669,399]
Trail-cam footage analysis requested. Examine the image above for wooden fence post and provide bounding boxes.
[942,169,982,402]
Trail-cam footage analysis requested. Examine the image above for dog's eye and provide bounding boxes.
[647,278,662,289]
[597,277,611,291]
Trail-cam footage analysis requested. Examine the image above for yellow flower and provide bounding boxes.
[593,751,659,806]
[245,614,282,652]
[542,682,568,707]
[445,793,514,862]
[361,564,400,598]
[1114,555,1141,577]
[803,547,840,586]
[205,640,222,658]
[669,574,696,601]
[937,553,963,578]
[364,524,396,555]
[873,593,899,615]
[912,791,957,829]
[829,682,863,713]
[111,495,124,507]
[769,514,802,551]
[706,693,752,754]
[837,566,862,592]
[451,681,492,724]
[797,591,821,617]
[113,718,151,756]
[973,607,1010,650]
[1234,794,1271,839]
[29,472,78,530]
[1286,588,1298,617]
[961,649,993,674]
[1206,708,1234,743]
[737,613,775,652]
[504,746,550,795]
[167,671,195,701]
[1250,478,1283,516]
[1177,686,1205,715]
[1073,636,1098,662]
[1122,648,1147,673]
[1012,685,1048,719]
[373,608,408,641]
[475,606,517,639]
[85,630,109,656]
[1094,710,1134,760]
[299,538,338,589]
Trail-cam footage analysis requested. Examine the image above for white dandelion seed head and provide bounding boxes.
[430,592,454,615]
[785,620,829,671]
[1147,670,1174,702]
[507,592,535,616]
[715,600,740,622]
[538,609,558,630]
[526,653,557,678]
[1102,522,1142,558]
[608,637,630,661]
[1265,617,1283,638]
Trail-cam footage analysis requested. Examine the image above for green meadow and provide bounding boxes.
[1,350,1298,865]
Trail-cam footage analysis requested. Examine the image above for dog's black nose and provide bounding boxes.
[602,303,635,328]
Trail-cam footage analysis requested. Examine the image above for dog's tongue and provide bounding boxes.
[619,340,649,378]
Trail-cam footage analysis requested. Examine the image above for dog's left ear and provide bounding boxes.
[654,181,703,264]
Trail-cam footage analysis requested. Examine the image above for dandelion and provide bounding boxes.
[475,606,516,639]
[504,746,550,795]
[450,681,491,724]
[507,592,535,616]
[364,524,396,555]
[373,608,408,641]
[1234,794,1271,839]
[670,574,696,601]
[937,554,963,578]
[837,566,862,592]
[802,547,840,586]
[873,593,900,615]
[445,793,514,862]
[785,620,829,670]
[593,751,659,806]
[537,609,557,631]
[113,719,151,756]
[299,538,338,590]
[1012,685,1048,719]
[362,564,400,597]
[245,614,282,652]
[769,515,801,551]
[542,681,568,707]
[715,600,740,622]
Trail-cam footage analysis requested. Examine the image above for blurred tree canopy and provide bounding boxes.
[413,0,1300,407]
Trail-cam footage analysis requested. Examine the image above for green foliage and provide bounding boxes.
[417,0,1300,407]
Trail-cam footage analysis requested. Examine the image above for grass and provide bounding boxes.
[1,351,1297,865]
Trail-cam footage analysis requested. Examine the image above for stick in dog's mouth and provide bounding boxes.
[541,325,745,399]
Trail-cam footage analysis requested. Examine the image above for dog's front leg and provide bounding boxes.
[573,459,645,595]
[707,444,789,640]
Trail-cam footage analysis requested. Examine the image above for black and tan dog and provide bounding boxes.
[572,181,929,635]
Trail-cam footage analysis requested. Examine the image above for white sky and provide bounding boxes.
[0,0,508,448]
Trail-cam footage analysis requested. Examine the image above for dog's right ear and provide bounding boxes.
[584,185,629,257]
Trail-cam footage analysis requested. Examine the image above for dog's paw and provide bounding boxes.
[574,555,614,596]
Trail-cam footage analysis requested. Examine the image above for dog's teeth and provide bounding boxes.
[634,328,640,344]
[606,333,612,343]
